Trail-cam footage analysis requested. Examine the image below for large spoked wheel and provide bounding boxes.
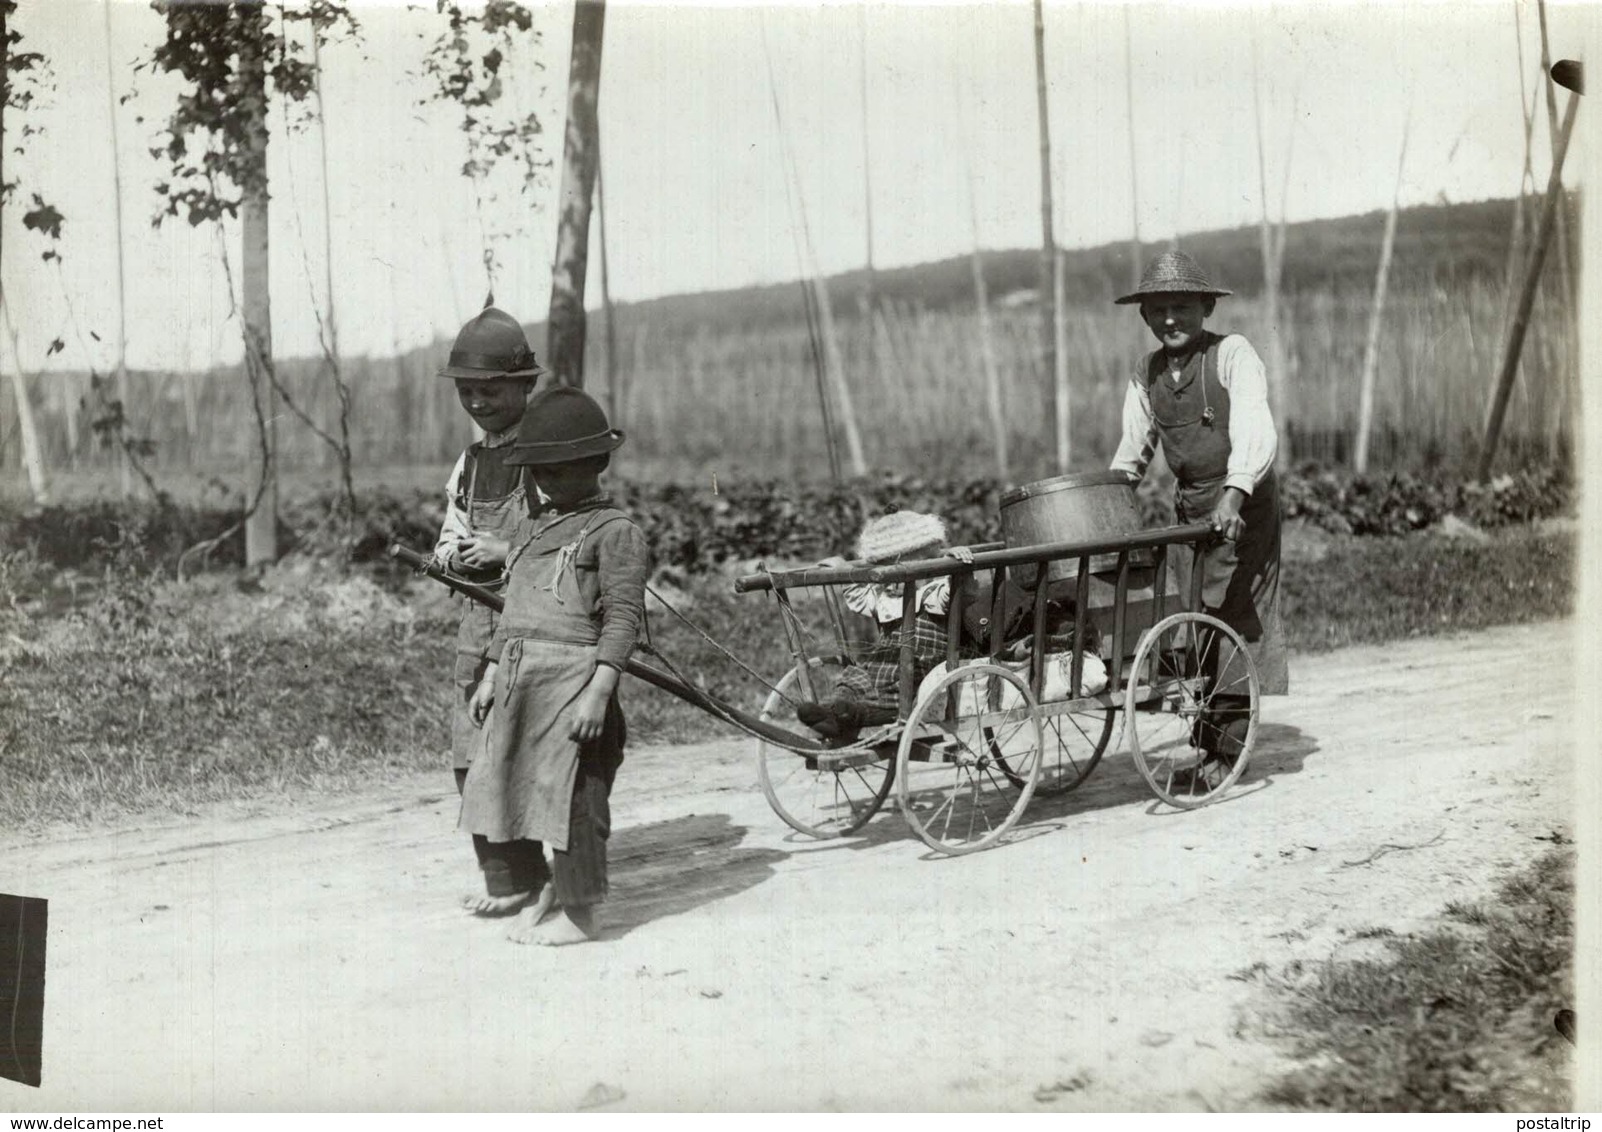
[895,662,1044,855]
[756,656,895,839]
[1125,612,1259,810]
[1036,701,1118,796]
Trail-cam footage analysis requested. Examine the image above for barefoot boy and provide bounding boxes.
[432,305,548,916]
[461,387,649,946]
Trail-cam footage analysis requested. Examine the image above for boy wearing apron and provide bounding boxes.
[461,387,649,947]
[431,306,547,915]
[1109,252,1289,785]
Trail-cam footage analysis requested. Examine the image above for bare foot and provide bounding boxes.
[505,884,560,944]
[460,890,532,917]
[533,905,598,947]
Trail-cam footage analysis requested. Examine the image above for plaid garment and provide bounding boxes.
[833,611,955,710]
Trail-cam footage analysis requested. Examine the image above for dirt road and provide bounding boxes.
[1,621,1575,1111]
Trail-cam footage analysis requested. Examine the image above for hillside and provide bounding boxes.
[592,195,1542,337]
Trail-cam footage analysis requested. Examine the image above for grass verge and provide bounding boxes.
[1252,849,1574,1111]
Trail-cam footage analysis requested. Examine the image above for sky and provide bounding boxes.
[1,0,1593,375]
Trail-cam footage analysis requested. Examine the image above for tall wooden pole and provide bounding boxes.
[1354,109,1410,474]
[1122,3,1142,291]
[0,290,48,504]
[1032,0,1063,469]
[239,4,277,566]
[1251,30,1287,465]
[1535,0,1576,315]
[1477,88,1579,481]
[546,0,605,388]
[103,0,131,497]
[596,148,619,426]
[857,3,876,321]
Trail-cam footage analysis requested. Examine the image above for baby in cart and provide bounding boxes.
[796,510,974,739]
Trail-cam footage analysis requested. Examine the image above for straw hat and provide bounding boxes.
[505,386,625,465]
[1114,251,1233,305]
[857,510,947,563]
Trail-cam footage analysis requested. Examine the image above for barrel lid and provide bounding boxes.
[999,470,1132,508]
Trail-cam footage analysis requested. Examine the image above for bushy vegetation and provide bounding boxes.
[0,465,1574,580]
[1256,850,1574,1111]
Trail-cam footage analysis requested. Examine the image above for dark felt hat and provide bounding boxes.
[1115,251,1233,305]
[505,386,625,465]
[438,306,547,381]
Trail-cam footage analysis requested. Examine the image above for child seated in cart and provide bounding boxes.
[796,510,974,739]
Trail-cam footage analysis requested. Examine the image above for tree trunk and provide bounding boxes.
[239,5,277,566]
[546,0,606,388]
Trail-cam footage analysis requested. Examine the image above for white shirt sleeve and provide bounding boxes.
[434,451,470,563]
[1109,367,1158,484]
[1216,335,1278,494]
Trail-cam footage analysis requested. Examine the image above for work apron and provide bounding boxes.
[458,509,627,850]
[449,456,529,771]
[1149,335,1289,696]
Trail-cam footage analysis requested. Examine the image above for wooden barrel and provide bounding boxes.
[999,471,1143,582]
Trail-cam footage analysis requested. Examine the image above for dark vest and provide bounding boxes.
[454,441,527,509]
[1142,331,1232,485]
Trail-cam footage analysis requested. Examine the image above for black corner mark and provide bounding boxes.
[1554,1008,1576,1046]
[0,894,48,1088]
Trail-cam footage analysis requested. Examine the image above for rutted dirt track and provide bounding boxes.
[1,621,1575,1111]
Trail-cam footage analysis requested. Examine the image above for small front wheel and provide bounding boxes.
[1125,612,1259,809]
[895,662,1044,855]
[756,656,894,838]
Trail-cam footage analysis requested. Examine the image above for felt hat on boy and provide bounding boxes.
[438,305,547,381]
[1115,251,1233,305]
[857,510,947,563]
[505,386,625,465]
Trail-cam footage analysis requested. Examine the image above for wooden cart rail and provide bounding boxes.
[731,523,1213,593]
[735,521,1216,717]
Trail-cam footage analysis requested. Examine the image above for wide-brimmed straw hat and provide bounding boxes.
[505,386,625,465]
[857,510,947,563]
[1114,251,1233,305]
[438,306,548,381]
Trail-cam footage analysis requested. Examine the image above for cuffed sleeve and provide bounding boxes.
[1216,335,1278,493]
[1109,373,1159,484]
[591,520,650,671]
[434,452,470,563]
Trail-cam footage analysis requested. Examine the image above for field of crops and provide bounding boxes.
[1,198,1576,490]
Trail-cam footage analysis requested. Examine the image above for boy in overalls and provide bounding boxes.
[462,387,649,947]
[1109,252,1289,783]
[431,305,547,915]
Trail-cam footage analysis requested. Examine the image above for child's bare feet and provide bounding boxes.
[533,905,597,947]
[505,884,559,943]
[461,890,532,917]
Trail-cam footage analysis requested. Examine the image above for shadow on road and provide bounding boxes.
[781,719,1322,853]
[604,812,785,938]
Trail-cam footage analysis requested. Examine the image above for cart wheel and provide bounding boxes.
[895,662,1044,855]
[1125,612,1259,810]
[756,656,894,839]
[1036,704,1118,796]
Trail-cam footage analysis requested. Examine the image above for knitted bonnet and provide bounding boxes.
[856,510,947,563]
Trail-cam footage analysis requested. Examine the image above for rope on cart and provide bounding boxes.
[644,582,792,703]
